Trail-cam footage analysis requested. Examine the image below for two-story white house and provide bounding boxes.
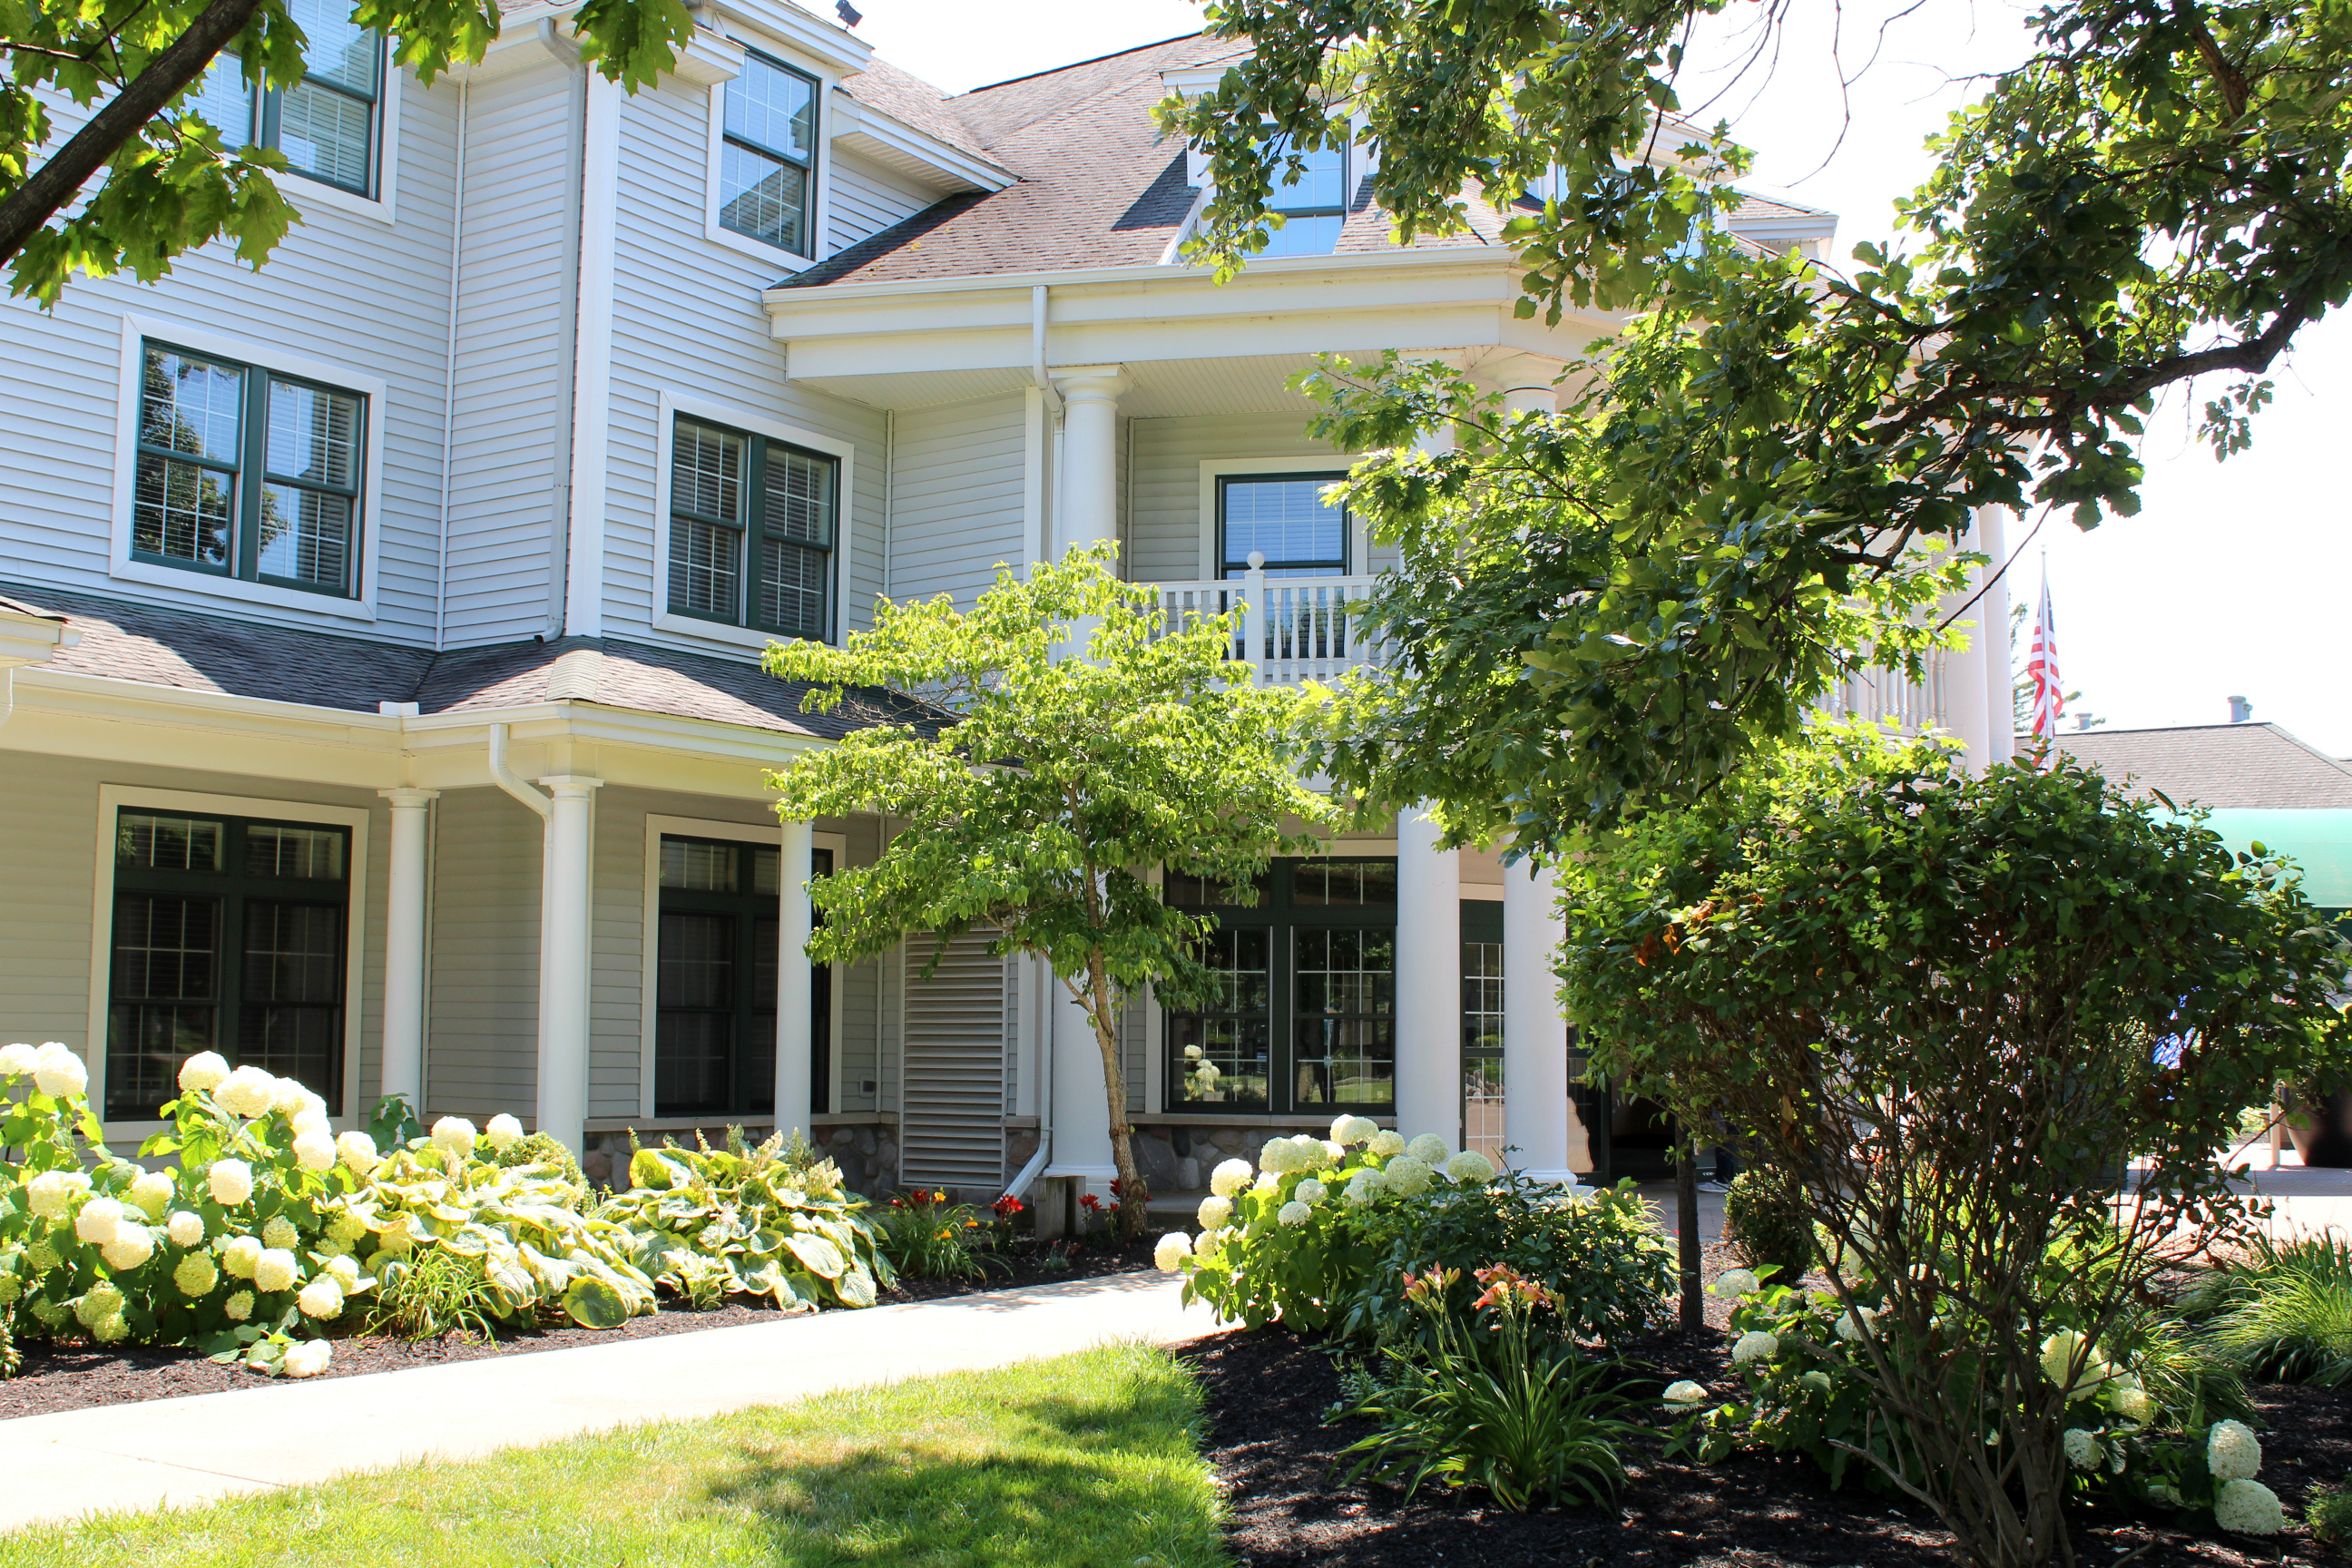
[0,5,2017,1206]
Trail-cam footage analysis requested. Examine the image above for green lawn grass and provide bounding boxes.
[0,1343,1232,1568]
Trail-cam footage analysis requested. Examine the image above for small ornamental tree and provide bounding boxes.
[764,547,1336,1238]
[1555,727,2349,1568]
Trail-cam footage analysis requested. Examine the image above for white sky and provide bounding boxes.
[848,0,2352,756]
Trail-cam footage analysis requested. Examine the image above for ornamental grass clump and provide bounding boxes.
[2190,1231,2352,1386]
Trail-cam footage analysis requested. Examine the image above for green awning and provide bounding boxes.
[2168,808,2352,911]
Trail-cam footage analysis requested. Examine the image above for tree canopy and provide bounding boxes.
[1,0,689,305]
[1162,0,2352,840]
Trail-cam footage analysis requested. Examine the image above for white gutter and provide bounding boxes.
[486,722,553,818]
[434,78,469,651]
[1004,956,1053,1201]
[1023,284,1063,572]
[563,64,622,639]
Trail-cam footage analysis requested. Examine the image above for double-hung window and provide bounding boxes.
[654,836,832,1118]
[1461,901,1504,1165]
[669,416,838,641]
[1218,472,1350,579]
[187,0,385,197]
[106,809,350,1119]
[1259,139,1347,258]
[133,340,366,597]
[719,50,818,256]
[1165,858,1396,1115]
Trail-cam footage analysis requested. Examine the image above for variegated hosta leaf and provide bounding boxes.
[834,1261,877,1308]
[782,1233,847,1279]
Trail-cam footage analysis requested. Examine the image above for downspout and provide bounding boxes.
[882,407,894,601]
[487,723,553,818]
[435,79,468,650]
[546,60,589,638]
[1004,956,1052,1200]
[1028,283,1062,568]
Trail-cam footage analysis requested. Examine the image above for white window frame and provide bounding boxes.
[1196,456,1366,581]
[702,35,835,272]
[637,814,847,1122]
[200,47,405,224]
[109,313,388,622]
[652,389,856,652]
[85,785,373,1138]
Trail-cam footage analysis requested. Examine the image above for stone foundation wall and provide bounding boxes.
[578,1118,900,1199]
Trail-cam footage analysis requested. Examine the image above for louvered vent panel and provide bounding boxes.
[900,930,1007,1192]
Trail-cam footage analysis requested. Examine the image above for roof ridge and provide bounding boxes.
[955,30,1206,99]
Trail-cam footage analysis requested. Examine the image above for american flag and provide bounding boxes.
[2025,560,2064,750]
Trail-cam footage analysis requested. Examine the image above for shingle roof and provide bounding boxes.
[2043,722,2352,810]
[0,583,931,741]
[1720,190,1834,223]
[838,55,996,162]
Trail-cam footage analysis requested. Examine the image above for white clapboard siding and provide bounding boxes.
[899,929,1007,1192]
[1128,413,1376,584]
[828,150,943,255]
[426,786,543,1119]
[887,394,1026,606]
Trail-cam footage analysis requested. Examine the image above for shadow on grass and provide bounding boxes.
[703,1369,1230,1567]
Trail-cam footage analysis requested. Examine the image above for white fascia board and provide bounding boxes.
[1728,212,1838,250]
[0,605,78,665]
[692,0,869,73]
[448,16,579,82]
[832,108,1014,193]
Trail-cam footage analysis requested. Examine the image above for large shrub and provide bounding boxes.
[1721,1166,1814,1286]
[1557,730,2348,1567]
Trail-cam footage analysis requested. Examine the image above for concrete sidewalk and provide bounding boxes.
[0,1269,1219,1534]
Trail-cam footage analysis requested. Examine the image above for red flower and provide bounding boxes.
[992,1195,1025,1217]
[1080,1193,1104,1213]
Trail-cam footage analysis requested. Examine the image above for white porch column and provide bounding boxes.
[1937,520,1993,769]
[1503,859,1578,1185]
[1977,505,2015,766]
[1052,367,1127,554]
[535,776,600,1152]
[377,788,438,1115]
[775,818,816,1141]
[1394,806,1461,1148]
[1044,980,1118,1195]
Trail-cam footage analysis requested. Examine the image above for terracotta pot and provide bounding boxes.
[2287,1087,2352,1169]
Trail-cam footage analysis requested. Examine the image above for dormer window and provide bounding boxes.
[720,50,819,257]
[1260,139,1347,258]
[185,0,384,198]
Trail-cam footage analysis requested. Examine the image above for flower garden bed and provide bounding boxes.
[1184,1314,2352,1567]
[0,1234,1156,1420]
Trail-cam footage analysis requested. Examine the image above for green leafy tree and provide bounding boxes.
[764,547,1337,1238]
[1554,725,2348,1566]
[0,0,689,304]
[1161,0,2352,840]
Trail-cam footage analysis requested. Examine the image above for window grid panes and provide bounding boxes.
[132,341,367,597]
[654,837,830,1119]
[1463,936,1504,1165]
[1261,139,1347,258]
[1166,858,1396,1115]
[105,809,350,1119]
[188,0,381,198]
[668,416,837,640]
[719,51,818,256]
[1220,474,1349,577]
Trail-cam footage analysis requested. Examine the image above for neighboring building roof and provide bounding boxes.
[1719,191,1832,223]
[2042,722,2352,810]
[0,584,930,741]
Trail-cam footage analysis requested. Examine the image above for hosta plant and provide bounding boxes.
[596,1132,892,1310]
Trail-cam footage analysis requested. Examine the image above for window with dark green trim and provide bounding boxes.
[105,808,350,1119]
[1218,472,1349,579]
[133,340,366,597]
[1259,138,1347,258]
[1166,858,1396,1114]
[1462,900,1504,1163]
[187,0,385,197]
[654,836,833,1119]
[668,416,837,640]
[718,49,818,256]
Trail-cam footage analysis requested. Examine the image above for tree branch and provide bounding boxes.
[0,0,268,272]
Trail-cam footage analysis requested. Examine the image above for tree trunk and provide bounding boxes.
[1676,1130,1703,1329]
[1083,945,1148,1239]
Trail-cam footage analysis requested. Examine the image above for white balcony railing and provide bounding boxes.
[1815,650,1949,732]
[1153,565,1386,687]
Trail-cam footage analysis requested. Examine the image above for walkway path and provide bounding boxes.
[0,1270,1218,1534]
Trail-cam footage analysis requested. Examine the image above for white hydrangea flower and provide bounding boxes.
[1277,1200,1311,1227]
[281,1338,334,1378]
[90,1311,130,1344]
[2063,1428,2103,1470]
[336,1130,380,1175]
[297,1275,346,1319]
[2213,1479,2283,1535]
[1286,1134,1325,1171]
[2113,1386,2153,1425]
[1381,1155,1434,1196]
[254,1248,299,1293]
[1835,1307,1878,1342]
[2207,1419,2261,1482]
[1152,1232,1193,1272]
[1367,1130,1405,1158]
[1294,1179,1328,1205]
[1445,1150,1495,1185]
[261,1215,300,1251]
[74,1197,126,1247]
[33,1042,88,1098]
[75,1281,125,1326]
[1183,1044,1202,1060]
[1711,1267,1761,1299]
[1663,1380,1708,1405]
[328,1210,368,1245]
[1330,1114,1378,1146]
[325,1253,360,1288]
[1344,1170,1379,1206]
[1404,1133,1449,1164]
[1254,1171,1283,1192]
[0,1041,37,1077]
[100,1228,155,1272]
[224,1289,255,1322]
[1258,1138,1298,1175]
[314,1234,349,1261]
[220,1235,263,1279]
[2038,1330,2094,1396]
[485,1112,525,1152]
[176,1051,231,1093]
[292,1131,337,1172]
[431,1116,479,1158]
[127,1170,174,1220]
[1318,1139,1347,1168]
[272,1079,320,1119]
[26,1169,91,1221]
[173,1252,219,1298]
[207,1158,255,1207]
[1731,1329,1779,1367]
[289,1108,332,1140]
[1196,1195,1233,1230]
[166,1210,206,1248]
[214,1066,279,1119]
[1209,1158,1252,1198]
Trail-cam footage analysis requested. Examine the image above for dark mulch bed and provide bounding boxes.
[0,1234,1155,1420]
[1188,1326,2352,1567]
